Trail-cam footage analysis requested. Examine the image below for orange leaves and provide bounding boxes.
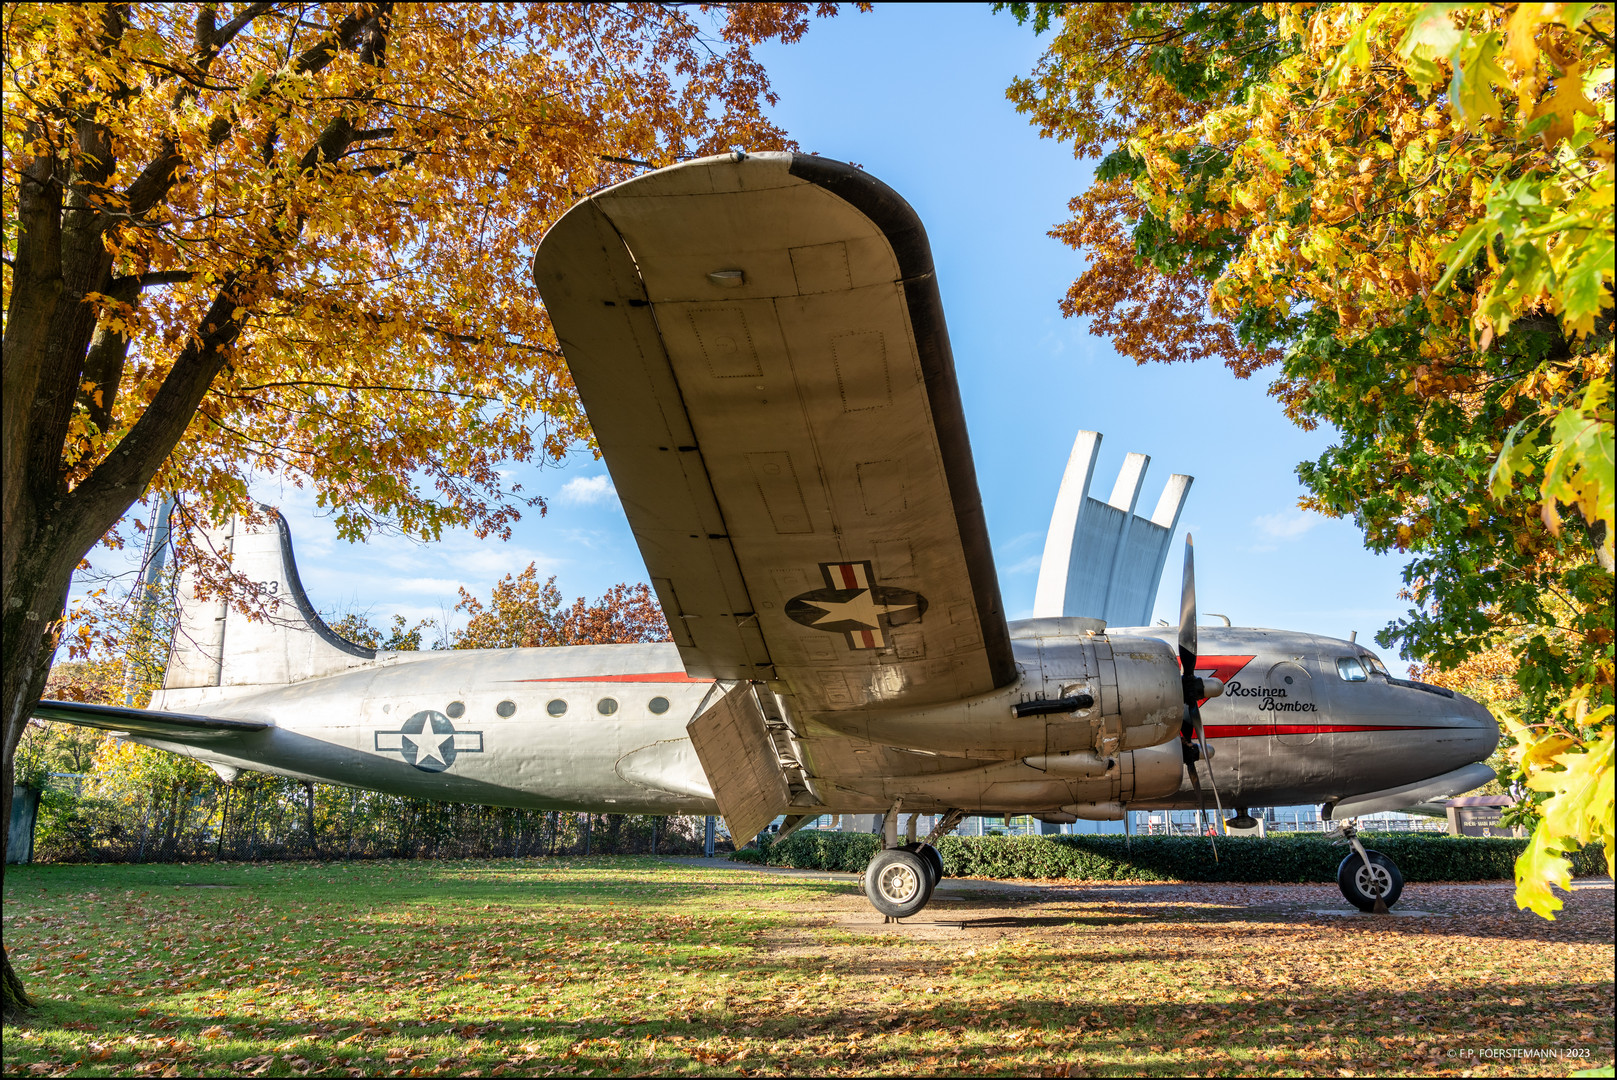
[5,3,836,588]
[452,564,668,649]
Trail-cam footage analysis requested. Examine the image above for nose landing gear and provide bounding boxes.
[1335,821,1404,912]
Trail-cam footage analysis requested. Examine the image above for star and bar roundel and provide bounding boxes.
[784,561,926,650]
[374,710,483,772]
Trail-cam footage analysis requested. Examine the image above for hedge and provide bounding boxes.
[731,830,1610,883]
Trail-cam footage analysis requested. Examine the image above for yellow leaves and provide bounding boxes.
[1528,57,1601,146]
[1536,376,1615,559]
[1504,2,1555,72]
[1515,719,1615,918]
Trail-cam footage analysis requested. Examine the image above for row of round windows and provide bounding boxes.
[442,697,673,719]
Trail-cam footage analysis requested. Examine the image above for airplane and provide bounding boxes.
[34,152,1499,919]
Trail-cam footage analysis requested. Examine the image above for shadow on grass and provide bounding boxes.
[8,976,1612,1077]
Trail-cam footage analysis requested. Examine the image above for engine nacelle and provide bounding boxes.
[809,621,1183,758]
[1052,739,1186,810]
[1014,620,1182,755]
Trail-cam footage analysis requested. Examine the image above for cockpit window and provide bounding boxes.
[1362,653,1390,676]
[1337,657,1368,681]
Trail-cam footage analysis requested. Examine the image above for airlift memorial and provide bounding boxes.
[36,153,1501,920]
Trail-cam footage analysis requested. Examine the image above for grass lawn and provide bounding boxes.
[2,857,1612,1076]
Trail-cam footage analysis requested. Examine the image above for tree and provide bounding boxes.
[1003,1,1612,915]
[3,0,840,1019]
[453,563,670,649]
[328,610,431,651]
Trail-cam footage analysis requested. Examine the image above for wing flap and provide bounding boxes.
[33,700,269,742]
[686,682,792,846]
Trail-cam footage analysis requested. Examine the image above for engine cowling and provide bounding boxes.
[815,621,1184,758]
[1016,620,1182,755]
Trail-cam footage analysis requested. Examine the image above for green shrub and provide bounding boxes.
[727,847,767,864]
[749,830,1608,883]
[766,830,883,872]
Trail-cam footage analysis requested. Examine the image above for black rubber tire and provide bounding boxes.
[1337,849,1404,912]
[901,842,944,888]
[864,848,934,918]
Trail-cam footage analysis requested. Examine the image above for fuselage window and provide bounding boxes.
[1337,657,1368,681]
[598,697,619,716]
[496,700,517,718]
[1362,653,1390,676]
[446,701,466,718]
[649,696,670,715]
[546,699,568,717]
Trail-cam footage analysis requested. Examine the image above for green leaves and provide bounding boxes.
[1014,0,1614,923]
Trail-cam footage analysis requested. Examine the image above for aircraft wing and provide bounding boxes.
[533,153,1015,715]
[32,700,269,742]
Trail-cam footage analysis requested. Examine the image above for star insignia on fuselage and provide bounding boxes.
[374,710,483,772]
[783,561,927,650]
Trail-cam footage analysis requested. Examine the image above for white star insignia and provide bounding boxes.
[804,589,918,630]
[404,725,453,765]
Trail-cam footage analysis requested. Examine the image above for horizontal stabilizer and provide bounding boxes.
[33,700,269,742]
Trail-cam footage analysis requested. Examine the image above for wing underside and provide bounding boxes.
[533,152,1014,720]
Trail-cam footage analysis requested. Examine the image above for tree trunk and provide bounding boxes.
[215,784,232,861]
[302,780,319,859]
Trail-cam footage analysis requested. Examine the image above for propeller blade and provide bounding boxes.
[1190,699,1214,764]
[1186,760,1218,862]
[1203,737,1228,838]
[1177,534,1220,860]
[1178,535,1197,671]
[1178,535,1203,751]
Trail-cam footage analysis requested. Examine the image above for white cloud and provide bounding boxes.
[1004,554,1044,576]
[1253,510,1321,541]
[559,474,618,506]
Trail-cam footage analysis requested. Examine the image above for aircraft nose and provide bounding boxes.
[1454,690,1500,759]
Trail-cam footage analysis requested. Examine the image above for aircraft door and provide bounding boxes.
[1268,661,1318,745]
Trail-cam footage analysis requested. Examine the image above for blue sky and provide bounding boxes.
[147,5,1418,671]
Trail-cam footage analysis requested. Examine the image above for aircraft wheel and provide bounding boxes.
[901,842,944,888]
[1337,849,1403,912]
[864,848,934,919]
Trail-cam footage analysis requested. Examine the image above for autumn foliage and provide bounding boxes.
[1004,1,1613,916]
[453,565,670,650]
[3,0,839,1018]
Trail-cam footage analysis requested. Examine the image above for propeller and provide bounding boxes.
[1177,535,1228,856]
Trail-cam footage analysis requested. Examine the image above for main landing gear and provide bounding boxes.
[864,847,934,919]
[1335,821,1404,912]
[860,808,961,920]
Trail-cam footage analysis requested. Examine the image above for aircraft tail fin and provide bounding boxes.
[162,510,375,692]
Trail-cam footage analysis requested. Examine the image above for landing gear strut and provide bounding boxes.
[1335,821,1404,912]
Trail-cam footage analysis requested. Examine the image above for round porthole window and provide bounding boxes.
[649,696,670,715]
[446,701,466,719]
[546,699,567,717]
[496,700,517,718]
[597,697,618,716]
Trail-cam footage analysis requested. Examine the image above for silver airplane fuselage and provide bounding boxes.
[141,625,1496,820]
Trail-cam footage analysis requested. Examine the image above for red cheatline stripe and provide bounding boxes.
[508,672,708,684]
[838,563,858,589]
[859,628,875,648]
[1206,723,1444,738]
